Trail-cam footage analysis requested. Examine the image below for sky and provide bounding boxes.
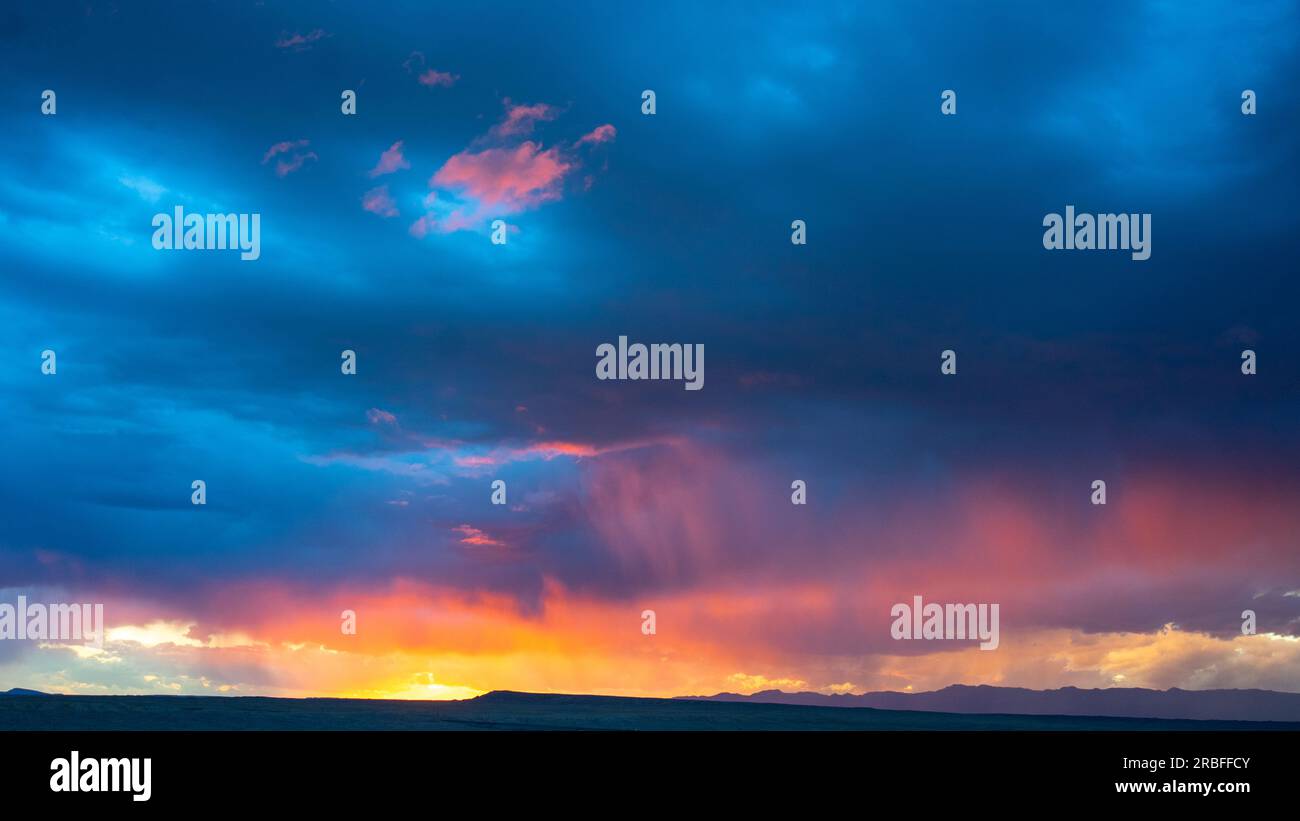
[1,0,1299,700]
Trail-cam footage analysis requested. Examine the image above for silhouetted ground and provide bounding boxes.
[684,683,1300,722]
[2,690,1298,730]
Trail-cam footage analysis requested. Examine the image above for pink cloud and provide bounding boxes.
[262,140,317,177]
[275,29,329,51]
[368,141,410,178]
[408,141,571,236]
[407,99,613,236]
[362,186,399,218]
[432,142,570,211]
[408,215,433,239]
[452,525,502,547]
[521,441,601,459]
[277,154,316,176]
[418,69,459,88]
[262,140,308,163]
[403,51,458,87]
[410,208,477,237]
[366,408,397,425]
[453,455,498,468]
[446,437,674,470]
[490,100,559,138]
[575,124,617,146]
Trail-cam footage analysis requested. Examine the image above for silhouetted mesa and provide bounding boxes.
[1,690,1298,731]
[680,684,1300,723]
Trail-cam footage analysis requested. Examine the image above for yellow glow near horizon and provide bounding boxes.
[339,678,486,701]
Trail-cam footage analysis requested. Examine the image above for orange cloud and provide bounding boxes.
[26,580,1300,700]
[27,442,1297,701]
[452,524,502,547]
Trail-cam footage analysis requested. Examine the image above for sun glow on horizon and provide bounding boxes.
[338,677,486,701]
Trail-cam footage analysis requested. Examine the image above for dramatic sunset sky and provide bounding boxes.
[2,1,1298,700]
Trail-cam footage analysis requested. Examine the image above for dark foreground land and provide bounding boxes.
[3,690,1299,731]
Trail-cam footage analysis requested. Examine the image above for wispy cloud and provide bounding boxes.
[452,524,503,547]
[403,51,458,88]
[361,185,399,217]
[262,139,317,177]
[117,175,167,203]
[418,69,458,88]
[575,124,616,147]
[368,141,410,178]
[490,100,560,138]
[275,29,330,51]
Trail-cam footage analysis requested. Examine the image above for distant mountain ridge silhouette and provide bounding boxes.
[681,684,1300,722]
[3,689,1298,730]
